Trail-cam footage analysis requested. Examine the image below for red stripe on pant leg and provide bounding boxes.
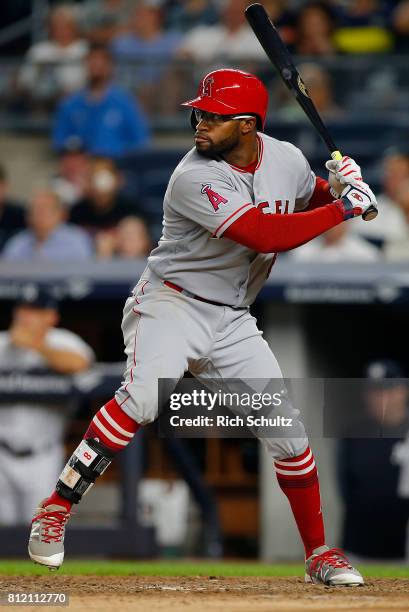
[124,313,140,393]
[275,455,325,558]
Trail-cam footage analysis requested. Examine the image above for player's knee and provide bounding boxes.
[115,390,159,425]
[260,436,309,461]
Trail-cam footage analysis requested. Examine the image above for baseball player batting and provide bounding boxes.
[28,69,377,585]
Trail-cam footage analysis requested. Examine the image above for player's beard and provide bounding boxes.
[195,130,241,159]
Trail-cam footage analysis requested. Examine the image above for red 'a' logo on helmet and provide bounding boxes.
[202,77,214,98]
[201,184,228,212]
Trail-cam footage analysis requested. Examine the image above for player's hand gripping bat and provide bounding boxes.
[245,2,378,221]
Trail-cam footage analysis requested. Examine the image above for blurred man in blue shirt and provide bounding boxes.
[53,44,150,159]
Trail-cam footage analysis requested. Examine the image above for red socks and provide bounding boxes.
[44,399,140,512]
[46,489,72,512]
[274,446,325,559]
[84,398,140,451]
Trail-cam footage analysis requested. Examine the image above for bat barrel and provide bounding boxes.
[245,3,378,222]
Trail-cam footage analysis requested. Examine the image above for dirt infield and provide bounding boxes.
[2,576,409,612]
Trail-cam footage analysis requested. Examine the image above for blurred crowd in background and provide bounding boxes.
[0,1,408,262]
[2,0,409,114]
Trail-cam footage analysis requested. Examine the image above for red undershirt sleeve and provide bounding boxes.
[303,176,333,210]
[223,201,345,253]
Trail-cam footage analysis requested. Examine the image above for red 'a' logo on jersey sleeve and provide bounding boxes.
[201,184,228,212]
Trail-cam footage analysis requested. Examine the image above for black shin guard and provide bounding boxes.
[56,438,114,504]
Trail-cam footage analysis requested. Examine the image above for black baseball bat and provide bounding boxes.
[245,3,378,221]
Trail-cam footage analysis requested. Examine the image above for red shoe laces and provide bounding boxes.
[309,548,353,577]
[32,510,71,543]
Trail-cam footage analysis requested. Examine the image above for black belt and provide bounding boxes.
[163,280,247,309]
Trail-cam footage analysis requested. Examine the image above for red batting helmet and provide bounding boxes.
[182,68,269,131]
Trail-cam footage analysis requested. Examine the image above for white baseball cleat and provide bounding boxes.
[28,500,71,570]
[305,546,364,586]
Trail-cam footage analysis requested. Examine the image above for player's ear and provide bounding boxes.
[241,117,257,135]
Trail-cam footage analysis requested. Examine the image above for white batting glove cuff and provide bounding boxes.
[339,182,378,219]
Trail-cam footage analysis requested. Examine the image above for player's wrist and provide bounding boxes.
[329,200,350,222]
[337,197,355,220]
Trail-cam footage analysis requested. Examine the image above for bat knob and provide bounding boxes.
[362,206,378,222]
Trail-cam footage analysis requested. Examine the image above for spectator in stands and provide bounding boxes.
[337,360,409,560]
[51,137,90,208]
[165,0,219,32]
[180,0,266,62]
[276,63,343,121]
[385,180,409,261]
[289,223,380,263]
[333,0,394,54]
[2,189,93,261]
[18,5,88,109]
[0,287,94,525]
[95,216,152,258]
[111,1,183,112]
[0,163,26,253]
[352,148,409,245]
[52,44,150,158]
[392,1,409,52]
[112,1,183,61]
[260,0,297,46]
[294,2,336,56]
[69,157,140,235]
[79,0,133,44]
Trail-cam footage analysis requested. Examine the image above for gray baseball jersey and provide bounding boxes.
[147,132,315,307]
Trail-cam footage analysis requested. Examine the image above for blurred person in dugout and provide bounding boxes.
[16,4,88,111]
[337,360,409,560]
[0,288,94,525]
[95,216,152,258]
[352,147,409,245]
[2,189,93,261]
